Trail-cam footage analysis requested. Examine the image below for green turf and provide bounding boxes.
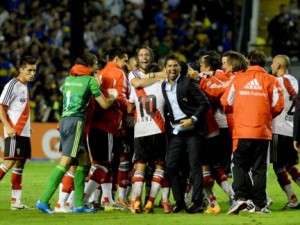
[0,161,299,225]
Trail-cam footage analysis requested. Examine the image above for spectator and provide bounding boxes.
[0,0,237,121]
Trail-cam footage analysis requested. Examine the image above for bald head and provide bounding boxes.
[271,54,290,76]
[274,55,290,69]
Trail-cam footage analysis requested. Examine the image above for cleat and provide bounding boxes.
[282,201,300,210]
[117,199,129,207]
[227,199,247,215]
[161,201,173,213]
[241,200,255,212]
[88,201,102,210]
[144,201,154,213]
[36,200,55,214]
[205,204,221,214]
[130,200,142,213]
[130,200,135,213]
[249,206,271,214]
[104,202,129,211]
[72,205,96,213]
[54,205,72,213]
[111,202,130,211]
[11,202,31,210]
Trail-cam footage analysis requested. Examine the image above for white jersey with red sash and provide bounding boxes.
[128,70,166,138]
[0,78,30,138]
[272,74,298,137]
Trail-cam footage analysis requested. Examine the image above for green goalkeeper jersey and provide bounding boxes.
[61,75,101,119]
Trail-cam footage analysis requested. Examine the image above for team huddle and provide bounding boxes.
[0,46,300,215]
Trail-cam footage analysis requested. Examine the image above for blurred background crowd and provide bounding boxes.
[0,0,299,122]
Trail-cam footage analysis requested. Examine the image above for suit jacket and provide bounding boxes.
[162,74,210,135]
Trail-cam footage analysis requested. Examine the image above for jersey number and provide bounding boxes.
[138,95,157,117]
[65,90,71,108]
[287,95,296,115]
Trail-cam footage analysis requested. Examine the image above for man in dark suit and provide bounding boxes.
[162,55,210,213]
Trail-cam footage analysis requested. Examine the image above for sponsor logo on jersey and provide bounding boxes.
[239,90,266,97]
[285,115,294,122]
[65,82,83,87]
[244,79,262,90]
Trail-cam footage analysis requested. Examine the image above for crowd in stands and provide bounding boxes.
[267,0,300,58]
[1,0,300,122]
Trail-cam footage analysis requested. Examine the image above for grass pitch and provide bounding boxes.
[0,161,299,225]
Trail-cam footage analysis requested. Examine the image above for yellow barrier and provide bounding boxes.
[0,123,61,160]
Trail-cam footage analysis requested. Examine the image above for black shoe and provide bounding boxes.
[185,203,204,214]
[172,204,187,213]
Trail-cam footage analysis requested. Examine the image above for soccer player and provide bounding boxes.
[129,46,170,213]
[197,52,234,214]
[222,50,284,214]
[54,56,101,213]
[0,55,37,210]
[271,54,300,209]
[36,53,116,214]
[83,47,129,210]
[115,56,138,206]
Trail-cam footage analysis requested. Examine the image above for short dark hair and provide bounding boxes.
[226,51,248,72]
[202,54,221,71]
[248,49,266,67]
[164,54,180,67]
[18,55,37,68]
[106,47,127,61]
[74,53,97,67]
[187,62,200,72]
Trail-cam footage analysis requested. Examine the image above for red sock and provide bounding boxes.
[212,166,228,184]
[203,171,214,187]
[11,169,22,190]
[118,162,129,189]
[90,166,108,184]
[61,173,74,193]
[276,170,291,187]
[161,176,171,188]
[288,166,300,182]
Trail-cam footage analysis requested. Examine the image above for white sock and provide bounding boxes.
[101,183,114,205]
[84,180,100,204]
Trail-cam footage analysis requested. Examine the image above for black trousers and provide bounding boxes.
[232,139,269,208]
[165,132,203,206]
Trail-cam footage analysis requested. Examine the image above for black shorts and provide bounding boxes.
[271,134,299,166]
[202,128,232,166]
[134,133,166,164]
[4,136,31,159]
[113,133,132,157]
[88,127,114,164]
